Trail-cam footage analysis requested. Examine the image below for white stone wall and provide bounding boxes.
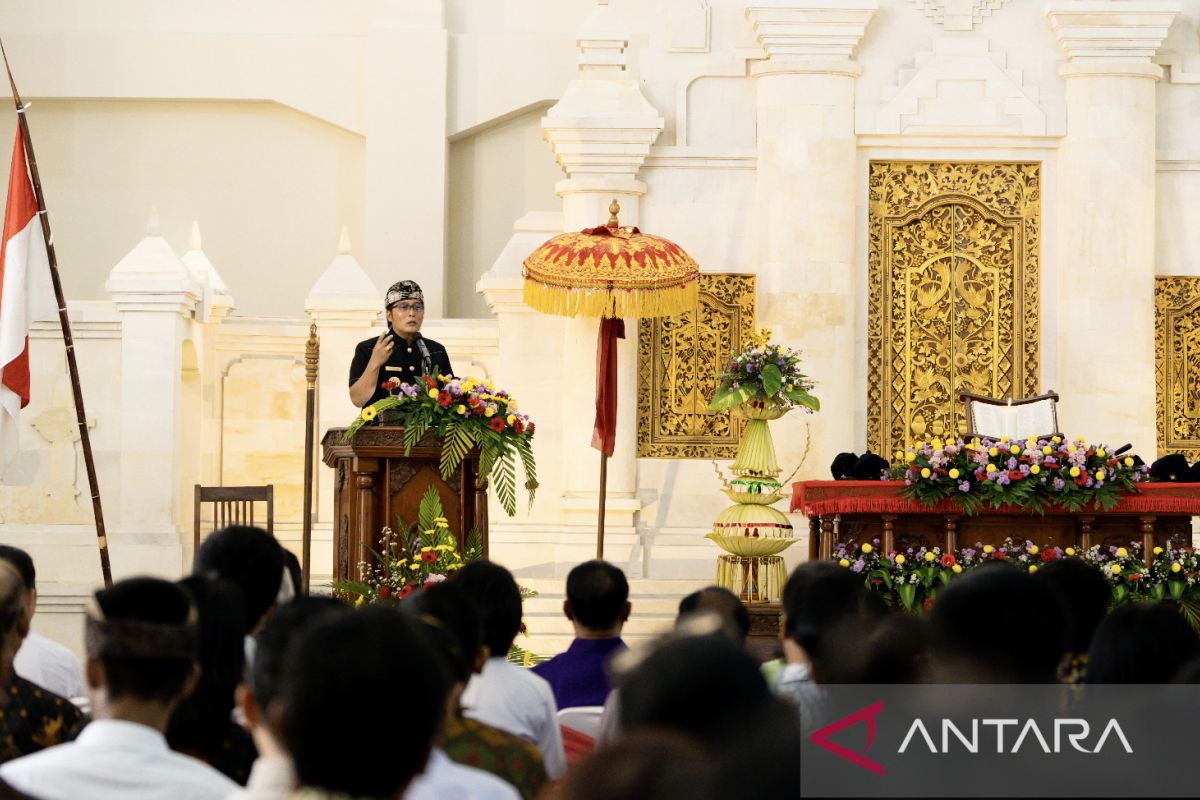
[1,1,1199,647]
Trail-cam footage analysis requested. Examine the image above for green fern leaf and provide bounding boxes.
[494,452,517,517]
[439,421,475,479]
[514,435,538,509]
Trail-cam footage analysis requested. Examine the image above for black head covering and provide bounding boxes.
[384,280,424,311]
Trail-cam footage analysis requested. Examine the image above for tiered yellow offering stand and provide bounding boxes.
[709,401,796,603]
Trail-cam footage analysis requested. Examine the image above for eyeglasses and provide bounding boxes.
[391,303,425,314]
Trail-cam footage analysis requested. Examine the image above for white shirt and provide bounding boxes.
[460,657,566,779]
[226,755,296,800]
[404,749,519,800]
[13,632,85,700]
[0,718,237,800]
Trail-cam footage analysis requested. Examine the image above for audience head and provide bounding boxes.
[565,560,630,636]
[1088,602,1200,684]
[165,575,246,757]
[451,560,523,658]
[677,587,750,645]
[281,606,449,798]
[1032,557,1111,654]
[194,525,284,636]
[0,546,35,629]
[0,561,25,690]
[782,561,887,682]
[280,549,303,598]
[246,595,348,746]
[561,730,716,800]
[405,582,484,686]
[857,614,929,684]
[928,564,1067,683]
[86,577,198,713]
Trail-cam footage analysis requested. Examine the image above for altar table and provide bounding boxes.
[791,481,1200,561]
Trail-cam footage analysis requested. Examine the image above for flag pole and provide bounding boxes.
[301,321,319,594]
[0,40,113,587]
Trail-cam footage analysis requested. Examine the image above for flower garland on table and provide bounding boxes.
[344,373,537,517]
[833,537,1200,628]
[707,328,820,412]
[888,435,1149,514]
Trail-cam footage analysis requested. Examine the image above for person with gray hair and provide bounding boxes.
[348,279,453,407]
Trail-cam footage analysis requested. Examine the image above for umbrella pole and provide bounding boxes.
[597,451,608,560]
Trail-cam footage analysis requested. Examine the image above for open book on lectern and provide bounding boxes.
[961,391,1061,442]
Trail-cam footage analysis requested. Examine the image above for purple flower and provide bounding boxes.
[1053,478,1065,490]
[996,473,1011,486]
[959,481,971,492]
[851,559,865,573]
[1007,457,1018,470]
[1019,464,1030,475]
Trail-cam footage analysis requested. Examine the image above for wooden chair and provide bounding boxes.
[193,484,274,554]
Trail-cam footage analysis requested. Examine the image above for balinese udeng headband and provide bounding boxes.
[83,596,199,661]
[385,280,424,311]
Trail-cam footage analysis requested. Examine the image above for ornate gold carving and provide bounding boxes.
[867,162,1040,455]
[637,273,756,458]
[1155,276,1200,459]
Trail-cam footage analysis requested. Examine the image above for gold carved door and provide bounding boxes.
[867,162,1040,455]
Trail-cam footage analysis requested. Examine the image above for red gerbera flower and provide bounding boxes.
[1040,548,1057,563]
[512,419,525,435]
[526,422,536,437]
[398,584,415,598]
[991,550,1007,560]
[922,597,933,612]
[490,416,506,433]
[420,550,438,563]
[422,375,437,389]
[940,553,957,568]
[378,585,392,599]
[1009,469,1024,480]
[437,391,452,408]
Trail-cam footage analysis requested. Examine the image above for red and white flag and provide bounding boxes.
[0,127,54,466]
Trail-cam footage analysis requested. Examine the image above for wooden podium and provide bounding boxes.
[322,426,489,584]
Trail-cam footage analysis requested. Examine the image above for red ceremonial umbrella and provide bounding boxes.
[523,201,700,557]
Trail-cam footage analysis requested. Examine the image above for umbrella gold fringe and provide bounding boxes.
[522,280,698,319]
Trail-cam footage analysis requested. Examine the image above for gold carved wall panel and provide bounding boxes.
[637,273,756,458]
[1155,276,1200,460]
[867,162,1041,455]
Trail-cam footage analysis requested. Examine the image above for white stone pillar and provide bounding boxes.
[365,0,449,316]
[105,211,201,577]
[539,4,664,568]
[1046,1,1179,454]
[305,227,382,583]
[745,2,876,474]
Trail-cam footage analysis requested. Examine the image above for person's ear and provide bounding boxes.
[85,656,104,690]
[621,601,631,623]
[562,600,574,622]
[236,683,260,729]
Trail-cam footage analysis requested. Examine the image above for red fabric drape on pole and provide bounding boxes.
[591,318,624,456]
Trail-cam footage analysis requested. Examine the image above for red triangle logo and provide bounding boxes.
[809,700,884,776]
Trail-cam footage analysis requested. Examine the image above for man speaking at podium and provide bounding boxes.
[348,280,454,407]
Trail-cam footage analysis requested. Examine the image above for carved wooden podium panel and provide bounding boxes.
[322,426,489,584]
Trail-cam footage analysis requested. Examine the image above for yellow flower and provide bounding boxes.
[920,467,931,479]
[1029,545,1039,555]
[484,406,496,417]
[860,543,873,554]
[360,406,377,421]
[895,555,906,566]
[948,468,960,479]
[354,595,365,607]
[988,447,999,457]
[1094,469,1105,481]
[508,400,519,411]
[924,551,936,562]
[1069,467,1080,478]
[428,388,439,399]
[931,438,943,449]
[838,558,850,567]
[906,452,916,463]
[1110,564,1121,575]
[1124,457,1134,467]
[1010,445,1020,455]
[986,464,997,474]
[1042,446,1053,455]
[1116,547,1128,558]
[421,546,434,552]
[1065,547,1076,556]
[1153,546,1163,555]
[410,563,421,571]
[894,451,903,462]
[952,564,963,574]
[1030,465,1041,475]
[1172,562,1182,574]
[1097,448,1106,458]
[507,415,517,426]
[1028,565,1038,574]
[1001,436,1010,443]
[1025,439,1037,450]
[455,405,467,415]
[983,545,994,554]
[1067,444,1077,453]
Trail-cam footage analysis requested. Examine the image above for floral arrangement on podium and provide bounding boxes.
[831,536,1200,628]
[343,373,537,516]
[889,436,1149,514]
[708,330,819,603]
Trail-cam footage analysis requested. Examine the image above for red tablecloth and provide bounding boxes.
[790,481,1200,517]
